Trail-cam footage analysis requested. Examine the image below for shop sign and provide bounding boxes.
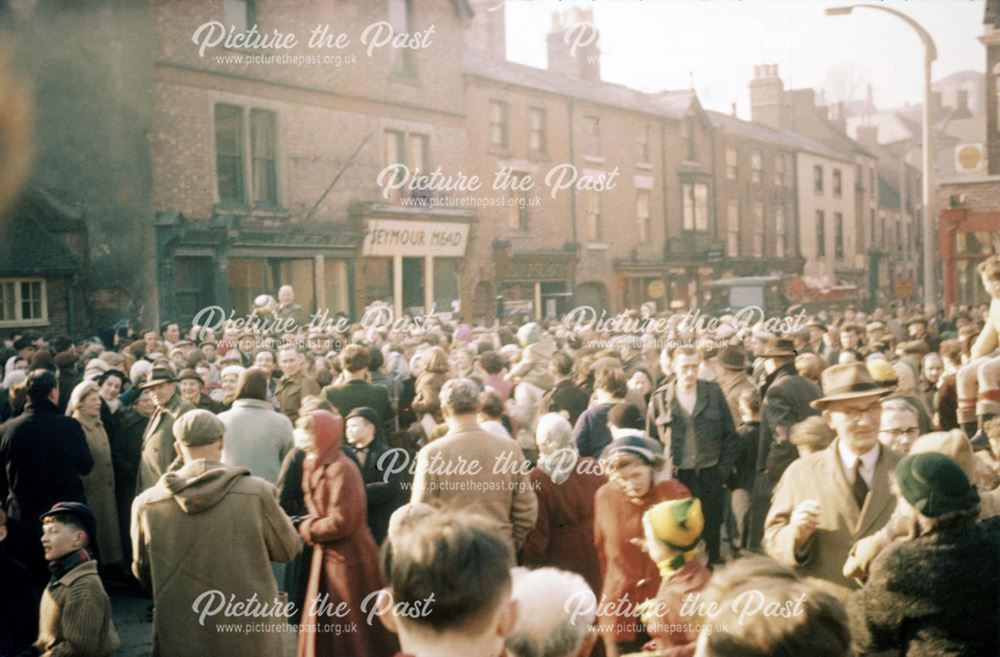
[362,219,469,257]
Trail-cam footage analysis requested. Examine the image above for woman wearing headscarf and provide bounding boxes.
[66,380,123,568]
[295,409,398,657]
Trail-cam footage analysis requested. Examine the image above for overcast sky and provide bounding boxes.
[503,0,987,117]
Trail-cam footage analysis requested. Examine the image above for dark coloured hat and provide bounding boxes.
[53,352,79,369]
[758,337,797,358]
[345,406,379,427]
[716,345,749,370]
[811,363,892,410]
[600,435,663,465]
[906,316,928,328]
[902,340,930,356]
[138,367,177,389]
[13,336,33,351]
[896,452,980,518]
[177,368,204,385]
[40,502,97,542]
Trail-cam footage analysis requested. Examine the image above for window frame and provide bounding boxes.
[814,164,824,194]
[752,202,764,257]
[388,0,416,77]
[750,150,762,184]
[682,181,709,232]
[834,211,845,260]
[636,124,651,163]
[529,107,547,154]
[775,205,786,258]
[0,278,48,327]
[726,148,738,180]
[816,210,826,257]
[490,100,509,150]
[583,115,601,156]
[636,189,651,242]
[584,189,602,241]
[833,168,843,197]
[213,102,280,209]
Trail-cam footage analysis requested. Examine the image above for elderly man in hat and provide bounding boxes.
[710,345,754,424]
[747,336,821,551]
[763,363,902,599]
[135,367,196,493]
[36,502,119,657]
[131,409,300,657]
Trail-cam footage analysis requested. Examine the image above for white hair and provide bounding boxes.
[535,413,574,451]
[505,568,596,657]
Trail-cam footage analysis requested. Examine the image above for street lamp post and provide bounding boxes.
[826,4,937,312]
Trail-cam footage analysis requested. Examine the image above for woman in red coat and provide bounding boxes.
[593,436,690,657]
[296,410,398,657]
[522,413,606,595]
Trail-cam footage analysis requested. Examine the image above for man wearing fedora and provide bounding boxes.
[747,336,821,551]
[763,363,902,599]
[135,367,196,494]
[711,345,754,424]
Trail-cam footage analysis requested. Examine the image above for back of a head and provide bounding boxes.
[697,557,850,657]
[339,344,369,373]
[608,402,644,431]
[235,367,270,401]
[440,378,480,415]
[505,568,596,657]
[26,369,58,405]
[382,512,513,635]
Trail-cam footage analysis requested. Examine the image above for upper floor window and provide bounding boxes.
[775,206,786,258]
[583,115,600,155]
[636,189,651,242]
[816,210,826,257]
[751,151,762,184]
[833,168,843,197]
[814,164,824,194]
[727,201,739,257]
[223,0,255,32]
[490,100,509,149]
[636,125,650,162]
[584,190,601,241]
[726,148,738,180]
[388,0,415,76]
[384,129,429,195]
[506,172,529,231]
[774,155,784,186]
[752,202,764,257]
[682,181,709,232]
[214,104,277,207]
[529,108,546,154]
[834,211,845,259]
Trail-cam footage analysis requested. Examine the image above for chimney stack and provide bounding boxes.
[546,7,600,82]
[466,0,507,61]
[951,88,973,119]
[856,125,879,146]
[749,64,784,130]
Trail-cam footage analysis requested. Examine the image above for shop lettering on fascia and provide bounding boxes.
[361,219,470,317]
[363,219,469,257]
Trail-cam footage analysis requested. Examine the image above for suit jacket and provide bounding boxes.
[410,421,538,552]
[322,380,393,437]
[355,438,408,545]
[647,380,738,473]
[764,439,901,599]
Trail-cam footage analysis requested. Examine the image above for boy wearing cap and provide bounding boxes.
[344,406,406,545]
[35,502,120,657]
[847,452,1000,657]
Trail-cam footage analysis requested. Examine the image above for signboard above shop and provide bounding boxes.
[362,219,470,258]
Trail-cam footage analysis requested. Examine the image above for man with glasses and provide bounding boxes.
[764,363,903,599]
[878,399,921,454]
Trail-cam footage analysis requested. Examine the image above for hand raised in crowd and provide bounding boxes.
[790,499,821,547]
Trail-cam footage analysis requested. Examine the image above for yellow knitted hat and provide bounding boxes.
[644,497,704,552]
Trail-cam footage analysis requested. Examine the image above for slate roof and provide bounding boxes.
[706,110,853,163]
[0,187,83,276]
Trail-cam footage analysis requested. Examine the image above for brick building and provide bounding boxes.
[937,0,1000,309]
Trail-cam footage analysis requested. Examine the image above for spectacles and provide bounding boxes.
[880,427,919,438]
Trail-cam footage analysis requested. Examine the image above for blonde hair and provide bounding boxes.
[66,380,101,417]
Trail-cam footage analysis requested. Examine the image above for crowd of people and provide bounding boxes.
[1,258,1000,657]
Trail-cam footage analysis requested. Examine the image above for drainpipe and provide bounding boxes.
[568,97,577,299]
[66,273,79,336]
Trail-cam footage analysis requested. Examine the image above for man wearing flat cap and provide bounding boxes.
[135,367,196,493]
[763,363,902,599]
[131,409,300,657]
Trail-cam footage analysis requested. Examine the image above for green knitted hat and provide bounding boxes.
[896,452,980,518]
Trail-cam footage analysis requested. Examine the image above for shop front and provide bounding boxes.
[155,212,361,328]
[360,218,471,318]
[494,243,577,321]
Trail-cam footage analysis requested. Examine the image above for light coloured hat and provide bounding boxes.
[811,363,892,410]
[174,409,225,446]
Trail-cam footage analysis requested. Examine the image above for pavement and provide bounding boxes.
[109,590,297,657]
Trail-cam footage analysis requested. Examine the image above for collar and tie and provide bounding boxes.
[851,458,869,509]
